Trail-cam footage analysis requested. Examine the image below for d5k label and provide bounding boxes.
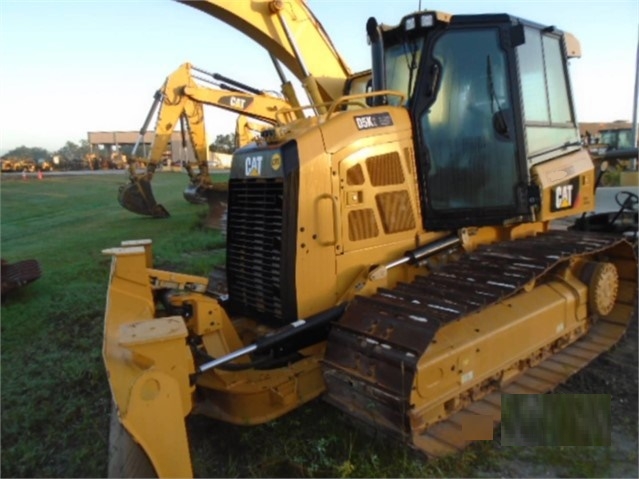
[353,112,393,130]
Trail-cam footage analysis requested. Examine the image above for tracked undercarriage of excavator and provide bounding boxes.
[103,3,638,478]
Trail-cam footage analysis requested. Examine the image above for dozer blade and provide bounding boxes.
[118,179,170,218]
[183,182,229,230]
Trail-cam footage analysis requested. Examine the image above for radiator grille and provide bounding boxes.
[226,178,293,323]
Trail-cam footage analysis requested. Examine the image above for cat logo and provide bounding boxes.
[551,178,579,212]
[220,95,253,110]
[555,184,574,209]
[245,156,263,176]
[229,97,247,109]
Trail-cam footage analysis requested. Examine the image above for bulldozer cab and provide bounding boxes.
[377,13,582,230]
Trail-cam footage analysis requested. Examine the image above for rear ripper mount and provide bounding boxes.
[323,230,637,456]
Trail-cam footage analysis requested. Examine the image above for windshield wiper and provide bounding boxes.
[402,38,419,103]
[487,55,508,137]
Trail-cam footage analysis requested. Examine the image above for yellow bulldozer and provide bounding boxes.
[103,3,638,478]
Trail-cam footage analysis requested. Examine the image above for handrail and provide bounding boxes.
[325,90,406,121]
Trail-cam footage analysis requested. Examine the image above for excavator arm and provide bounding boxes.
[118,62,294,218]
[177,0,352,107]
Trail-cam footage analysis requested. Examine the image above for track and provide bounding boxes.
[323,230,637,457]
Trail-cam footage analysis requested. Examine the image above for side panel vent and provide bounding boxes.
[348,208,379,241]
[375,191,416,234]
[366,152,404,186]
[346,164,365,185]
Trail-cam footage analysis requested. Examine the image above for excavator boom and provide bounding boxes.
[177,0,352,105]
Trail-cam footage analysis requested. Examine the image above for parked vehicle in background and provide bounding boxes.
[37,159,52,171]
[1,159,14,172]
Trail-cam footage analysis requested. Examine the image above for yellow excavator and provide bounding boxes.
[103,6,638,479]
[118,62,298,219]
[119,0,371,222]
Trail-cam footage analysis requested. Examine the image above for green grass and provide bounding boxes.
[1,171,226,477]
[1,172,636,478]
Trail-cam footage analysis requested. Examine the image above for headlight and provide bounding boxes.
[420,14,434,27]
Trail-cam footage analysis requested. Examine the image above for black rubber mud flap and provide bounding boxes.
[118,179,169,218]
[1,258,42,297]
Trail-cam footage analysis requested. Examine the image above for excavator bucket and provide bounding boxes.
[182,182,211,205]
[118,179,170,218]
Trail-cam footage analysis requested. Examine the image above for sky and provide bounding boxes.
[0,0,637,155]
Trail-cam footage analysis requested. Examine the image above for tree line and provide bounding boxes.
[1,140,92,162]
[3,134,235,162]
[1,140,92,170]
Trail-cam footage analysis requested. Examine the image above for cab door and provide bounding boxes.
[412,21,529,230]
